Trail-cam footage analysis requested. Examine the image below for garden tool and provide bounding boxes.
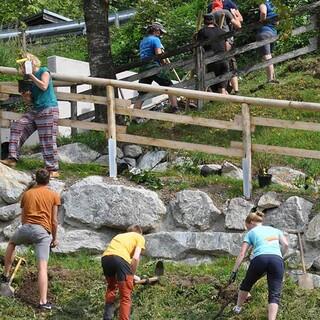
[0,256,26,297]
[134,260,164,285]
[297,232,314,289]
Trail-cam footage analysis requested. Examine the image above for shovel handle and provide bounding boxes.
[297,232,307,274]
[135,276,159,285]
[9,258,23,285]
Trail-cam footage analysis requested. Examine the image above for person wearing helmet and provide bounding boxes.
[133,22,178,113]
[197,14,229,94]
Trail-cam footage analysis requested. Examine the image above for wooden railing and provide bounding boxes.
[1,66,320,200]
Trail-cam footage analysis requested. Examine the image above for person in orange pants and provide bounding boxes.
[101,225,145,320]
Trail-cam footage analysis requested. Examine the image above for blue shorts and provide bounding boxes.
[240,254,284,304]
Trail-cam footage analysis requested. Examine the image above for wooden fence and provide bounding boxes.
[1,65,320,199]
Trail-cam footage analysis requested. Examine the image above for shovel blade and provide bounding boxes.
[298,274,314,289]
[0,283,15,297]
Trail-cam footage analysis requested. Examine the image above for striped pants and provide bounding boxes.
[9,107,59,171]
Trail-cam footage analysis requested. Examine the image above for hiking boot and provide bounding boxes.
[0,274,9,283]
[103,303,115,320]
[232,305,242,314]
[38,302,53,310]
[49,171,60,179]
[0,158,17,168]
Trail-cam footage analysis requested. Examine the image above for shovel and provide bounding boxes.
[0,256,26,297]
[135,260,164,285]
[297,232,314,289]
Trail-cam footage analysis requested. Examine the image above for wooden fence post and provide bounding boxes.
[70,85,77,137]
[241,103,252,199]
[195,46,205,109]
[106,85,117,178]
[0,110,2,159]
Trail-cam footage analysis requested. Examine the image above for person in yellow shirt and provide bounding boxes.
[101,225,145,320]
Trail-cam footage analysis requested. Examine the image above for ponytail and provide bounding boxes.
[245,210,264,225]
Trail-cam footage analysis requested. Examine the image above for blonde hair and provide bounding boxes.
[127,225,143,234]
[18,52,41,69]
[245,211,264,225]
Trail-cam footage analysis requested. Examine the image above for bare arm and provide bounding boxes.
[29,71,50,91]
[231,17,241,29]
[230,8,243,22]
[259,3,267,22]
[279,235,289,256]
[232,242,250,272]
[51,205,58,247]
[130,246,142,274]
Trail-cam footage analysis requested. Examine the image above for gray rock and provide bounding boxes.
[48,180,65,195]
[58,143,100,164]
[264,196,313,231]
[0,164,32,204]
[53,226,115,253]
[0,203,21,222]
[117,147,124,159]
[63,178,166,231]
[224,198,255,230]
[268,167,306,189]
[152,162,168,172]
[306,214,320,243]
[123,145,142,158]
[312,255,320,270]
[257,192,281,210]
[145,231,244,260]
[169,190,221,231]
[198,164,222,171]
[120,157,137,169]
[94,155,109,166]
[3,218,21,239]
[221,161,243,180]
[137,151,167,170]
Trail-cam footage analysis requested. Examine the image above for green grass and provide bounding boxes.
[1,251,320,320]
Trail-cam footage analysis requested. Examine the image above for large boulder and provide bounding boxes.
[123,144,143,158]
[268,167,306,189]
[257,192,281,210]
[306,214,320,243]
[169,190,221,231]
[0,164,32,204]
[137,151,167,170]
[62,176,166,231]
[221,161,243,180]
[145,231,243,260]
[264,196,313,231]
[224,198,255,230]
[53,226,116,253]
[0,203,21,222]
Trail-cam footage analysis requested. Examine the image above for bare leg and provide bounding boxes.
[268,303,279,320]
[4,242,16,277]
[169,95,178,107]
[230,76,239,92]
[236,289,250,307]
[38,259,48,304]
[263,54,275,81]
[218,88,228,95]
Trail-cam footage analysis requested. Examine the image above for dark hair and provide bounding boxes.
[127,225,143,234]
[35,168,50,185]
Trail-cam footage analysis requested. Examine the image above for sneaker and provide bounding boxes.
[49,171,60,179]
[232,306,242,314]
[0,158,17,168]
[38,302,53,310]
[267,79,280,84]
[0,274,9,283]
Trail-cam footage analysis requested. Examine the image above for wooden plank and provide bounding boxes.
[251,116,320,132]
[115,106,242,130]
[0,111,127,133]
[118,133,243,157]
[241,104,252,199]
[0,93,9,101]
[231,141,320,160]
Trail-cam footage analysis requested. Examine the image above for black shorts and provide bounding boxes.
[207,61,229,90]
[138,71,173,96]
[101,255,133,282]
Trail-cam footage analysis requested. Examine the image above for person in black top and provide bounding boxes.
[197,14,229,94]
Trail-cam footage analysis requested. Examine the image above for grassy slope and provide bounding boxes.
[1,251,320,320]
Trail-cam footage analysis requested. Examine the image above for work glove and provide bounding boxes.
[229,271,237,284]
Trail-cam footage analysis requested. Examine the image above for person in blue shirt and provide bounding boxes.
[256,0,279,83]
[230,210,288,320]
[0,52,59,178]
[133,22,178,113]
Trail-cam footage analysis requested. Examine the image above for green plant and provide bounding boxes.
[128,170,164,190]
[253,153,273,176]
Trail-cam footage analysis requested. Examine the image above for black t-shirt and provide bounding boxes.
[197,26,226,53]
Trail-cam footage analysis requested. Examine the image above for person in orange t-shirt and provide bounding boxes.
[101,225,145,320]
[1,168,60,310]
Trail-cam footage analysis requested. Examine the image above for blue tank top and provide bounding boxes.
[258,0,277,35]
[31,67,58,110]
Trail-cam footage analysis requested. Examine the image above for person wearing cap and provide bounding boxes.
[133,22,178,113]
[256,0,279,83]
[197,14,229,94]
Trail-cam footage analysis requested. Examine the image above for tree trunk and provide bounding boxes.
[83,0,116,123]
